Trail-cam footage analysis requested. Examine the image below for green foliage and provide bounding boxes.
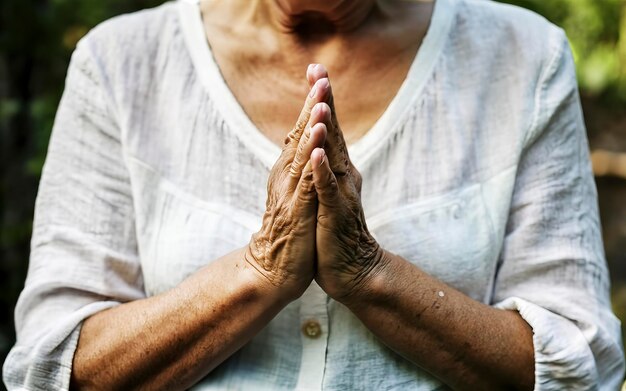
[500,0,626,102]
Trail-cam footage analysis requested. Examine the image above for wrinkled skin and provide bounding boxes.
[245,66,334,301]
[308,71,385,302]
[247,63,384,303]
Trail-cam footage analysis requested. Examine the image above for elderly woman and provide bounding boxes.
[3,0,624,389]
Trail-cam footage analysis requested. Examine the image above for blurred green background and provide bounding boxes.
[1,0,625,388]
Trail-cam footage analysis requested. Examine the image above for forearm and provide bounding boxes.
[71,247,287,390]
[343,251,535,390]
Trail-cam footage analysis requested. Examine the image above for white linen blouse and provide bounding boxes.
[3,0,625,389]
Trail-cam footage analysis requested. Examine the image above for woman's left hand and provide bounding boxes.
[308,75,387,303]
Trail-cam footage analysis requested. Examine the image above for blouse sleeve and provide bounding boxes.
[492,28,625,390]
[2,34,145,391]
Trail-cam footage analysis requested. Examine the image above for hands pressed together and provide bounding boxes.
[245,64,386,303]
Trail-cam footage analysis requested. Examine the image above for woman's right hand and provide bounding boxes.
[245,65,333,301]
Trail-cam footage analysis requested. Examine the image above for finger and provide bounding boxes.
[283,77,331,151]
[321,81,350,177]
[290,122,327,179]
[312,148,341,208]
[292,159,317,218]
[289,102,331,178]
[307,63,329,88]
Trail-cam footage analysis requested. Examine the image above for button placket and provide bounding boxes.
[295,281,329,390]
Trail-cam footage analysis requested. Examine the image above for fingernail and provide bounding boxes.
[317,78,328,91]
[318,150,326,168]
[309,85,317,98]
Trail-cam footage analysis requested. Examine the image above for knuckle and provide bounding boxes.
[298,169,314,186]
[317,213,332,223]
[289,155,304,177]
[319,174,339,197]
[296,187,316,204]
[294,136,307,159]
[317,213,336,229]
[288,165,300,178]
[294,118,307,133]
[293,111,311,134]
[295,172,316,202]
[298,126,311,145]
[284,130,297,146]
[328,175,338,190]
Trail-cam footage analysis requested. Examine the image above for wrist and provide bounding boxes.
[175,246,291,316]
[336,245,394,308]
[242,243,308,306]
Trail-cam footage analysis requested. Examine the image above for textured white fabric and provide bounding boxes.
[3,0,625,389]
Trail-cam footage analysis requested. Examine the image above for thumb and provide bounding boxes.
[312,148,340,208]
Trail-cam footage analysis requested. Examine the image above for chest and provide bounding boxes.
[202,23,427,146]
[218,59,415,146]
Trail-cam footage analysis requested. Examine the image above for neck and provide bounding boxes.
[263,0,378,34]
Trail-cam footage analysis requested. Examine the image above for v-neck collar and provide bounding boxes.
[178,0,456,170]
